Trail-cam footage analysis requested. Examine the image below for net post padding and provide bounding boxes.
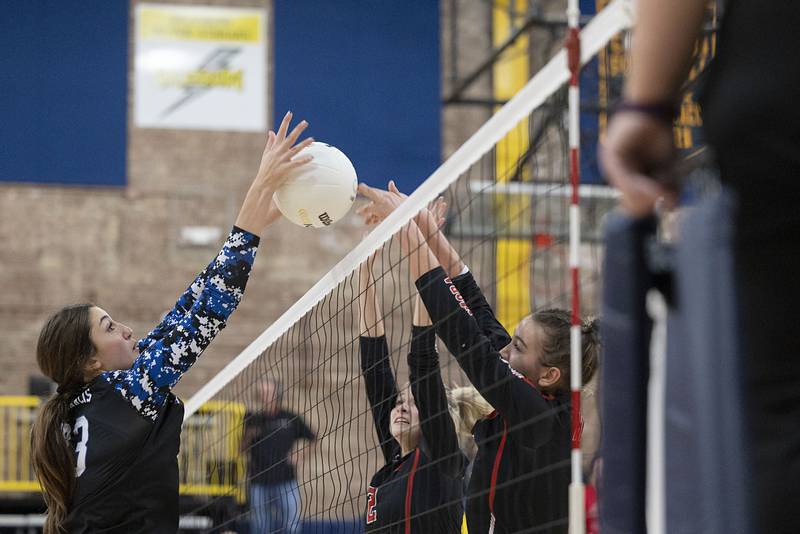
[183,0,634,419]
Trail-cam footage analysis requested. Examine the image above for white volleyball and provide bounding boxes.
[274,142,358,228]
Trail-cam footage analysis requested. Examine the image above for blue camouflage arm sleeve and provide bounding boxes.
[136,259,218,352]
[103,226,259,420]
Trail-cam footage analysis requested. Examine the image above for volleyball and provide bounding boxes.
[274,142,358,228]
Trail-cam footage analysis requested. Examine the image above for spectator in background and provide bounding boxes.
[242,378,316,534]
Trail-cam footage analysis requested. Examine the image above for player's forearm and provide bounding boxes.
[408,346,463,474]
[625,0,707,103]
[359,336,400,463]
[358,253,386,337]
[452,272,511,351]
[415,209,464,278]
[400,221,440,282]
[358,283,385,337]
[412,293,432,328]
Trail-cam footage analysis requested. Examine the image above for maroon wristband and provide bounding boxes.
[613,99,677,124]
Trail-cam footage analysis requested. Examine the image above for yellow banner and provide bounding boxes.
[139,7,261,43]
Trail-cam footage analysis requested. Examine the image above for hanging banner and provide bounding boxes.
[580,0,719,183]
[134,4,266,131]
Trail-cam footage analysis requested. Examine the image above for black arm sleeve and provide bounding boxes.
[360,336,401,463]
[452,271,512,352]
[416,267,556,444]
[408,325,464,478]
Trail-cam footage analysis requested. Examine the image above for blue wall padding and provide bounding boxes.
[0,1,128,186]
[273,1,441,193]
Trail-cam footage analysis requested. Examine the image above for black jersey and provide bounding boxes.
[418,268,571,534]
[61,227,259,533]
[360,327,465,534]
[244,408,316,485]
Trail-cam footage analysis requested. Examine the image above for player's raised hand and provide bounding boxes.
[357,236,385,336]
[256,111,315,192]
[428,197,448,229]
[236,111,314,235]
[356,180,406,225]
[358,243,382,290]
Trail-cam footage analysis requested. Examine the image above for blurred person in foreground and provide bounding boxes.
[601,2,800,532]
[242,378,316,534]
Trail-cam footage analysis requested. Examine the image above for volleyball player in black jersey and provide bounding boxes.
[30,112,313,534]
[359,182,600,534]
[358,248,466,534]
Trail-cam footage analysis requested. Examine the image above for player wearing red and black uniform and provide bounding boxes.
[356,183,599,534]
[418,268,572,534]
[358,256,465,534]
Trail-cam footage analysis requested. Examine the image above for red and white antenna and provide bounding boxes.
[566,0,585,532]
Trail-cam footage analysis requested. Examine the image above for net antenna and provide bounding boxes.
[183,0,634,420]
[567,0,584,531]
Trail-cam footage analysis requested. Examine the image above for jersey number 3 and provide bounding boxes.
[73,416,89,477]
[366,486,378,524]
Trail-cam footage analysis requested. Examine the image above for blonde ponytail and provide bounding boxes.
[448,386,494,460]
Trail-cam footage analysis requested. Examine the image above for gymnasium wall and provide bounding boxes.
[0,0,488,399]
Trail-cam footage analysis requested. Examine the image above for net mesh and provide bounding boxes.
[178,3,631,532]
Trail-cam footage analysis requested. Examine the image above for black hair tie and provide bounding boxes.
[56,384,77,396]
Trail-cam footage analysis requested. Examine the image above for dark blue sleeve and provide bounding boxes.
[360,335,401,464]
[416,267,556,446]
[408,325,464,478]
[102,227,259,420]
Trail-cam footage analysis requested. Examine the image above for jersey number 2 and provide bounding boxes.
[73,416,89,477]
[366,486,378,524]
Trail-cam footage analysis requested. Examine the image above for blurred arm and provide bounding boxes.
[626,0,708,103]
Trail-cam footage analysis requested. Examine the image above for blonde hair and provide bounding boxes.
[401,382,491,461]
[448,386,493,460]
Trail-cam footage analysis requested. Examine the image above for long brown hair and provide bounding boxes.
[531,308,600,392]
[31,304,95,534]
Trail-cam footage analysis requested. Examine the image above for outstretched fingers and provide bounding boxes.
[265,130,276,150]
[283,119,309,149]
[357,183,380,201]
[288,136,314,157]
[276,111,293,141]
[284,154,314,171]
[433,198,448,226]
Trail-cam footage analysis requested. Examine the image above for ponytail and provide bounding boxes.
[31,304,95,534]
[448,386,494,459]
[580,316,601,385]
[32,393,77,534]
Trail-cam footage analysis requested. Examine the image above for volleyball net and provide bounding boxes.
[179,2,633,532]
